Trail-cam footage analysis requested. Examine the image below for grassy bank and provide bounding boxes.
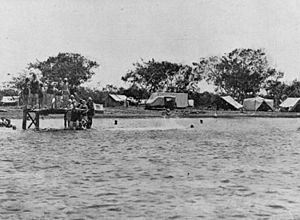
[1,106,300,119]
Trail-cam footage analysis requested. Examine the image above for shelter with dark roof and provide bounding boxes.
[243,97,274,111]
[279,98,300,112]
[104,94,127,107]
[215,96,243,110]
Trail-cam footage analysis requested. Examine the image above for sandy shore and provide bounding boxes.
[1,106,300,119]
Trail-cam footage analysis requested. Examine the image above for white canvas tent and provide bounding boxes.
[243,97,274,111]
[279,98,300,112]
[220,96,243,110]
[148,92,188,108]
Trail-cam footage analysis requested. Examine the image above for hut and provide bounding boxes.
[243,97,274,111]
[279,98,300,112]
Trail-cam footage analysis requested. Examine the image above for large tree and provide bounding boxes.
[193,48,278,101]
[122,59,198,93]
[263,68,284,107]
[29,52,99,86]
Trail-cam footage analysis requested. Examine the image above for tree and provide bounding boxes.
[122,84,150,100]
[263,68,285,107]
[7,70,29,90]
[102,84,119,93]
[282,80,300,97]
[29,53,99,87]
[122,59,197,93]
[193,48,275,101]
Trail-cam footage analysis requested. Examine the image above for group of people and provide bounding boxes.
[21,73,72,109]
[21,73,95,130]
[65,96,95,130]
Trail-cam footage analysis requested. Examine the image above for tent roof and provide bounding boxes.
[279,98,300,108]
[109,94,127,102]
[221,96,243,109]
[146,95,175,104]
[244,96,263,102]
[1,96,19,103]
[243,96,274,111]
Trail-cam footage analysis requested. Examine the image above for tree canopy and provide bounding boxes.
[29,52,99,86]
[193,48,282,101]
[122,59,199,93]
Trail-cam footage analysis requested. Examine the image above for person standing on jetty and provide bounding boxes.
[64,99,73,129]
[46,82,55,108]
[38,83,45,109]
[30,73,39,109]
[86,97,95,129]
[61,78,70,107]
[21,77,30,109]
[55,80,63,108]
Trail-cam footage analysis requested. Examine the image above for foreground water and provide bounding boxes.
[1,117,300,219]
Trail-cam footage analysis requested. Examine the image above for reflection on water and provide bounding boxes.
[1,118,300,219]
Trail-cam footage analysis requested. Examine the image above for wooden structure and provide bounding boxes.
[22,108,68,130]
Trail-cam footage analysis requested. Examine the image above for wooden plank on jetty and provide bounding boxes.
[22,108,68,130]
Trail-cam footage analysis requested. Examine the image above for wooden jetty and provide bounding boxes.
[22,108,68,130]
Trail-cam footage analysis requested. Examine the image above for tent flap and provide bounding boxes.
[220,96,243,110]
[279,98,300,111]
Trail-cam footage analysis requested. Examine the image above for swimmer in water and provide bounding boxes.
[0,117,15,129]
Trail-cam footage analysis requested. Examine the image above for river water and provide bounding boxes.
[1,117,300,219]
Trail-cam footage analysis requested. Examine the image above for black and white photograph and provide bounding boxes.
[1,0,300,219]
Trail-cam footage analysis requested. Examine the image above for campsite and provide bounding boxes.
[2,1,300,219]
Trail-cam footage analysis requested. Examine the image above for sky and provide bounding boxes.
[0,0,300,91]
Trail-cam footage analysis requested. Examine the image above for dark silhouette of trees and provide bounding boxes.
[29,52,99,87]
[193,48,280,101]
[122,59,198,93]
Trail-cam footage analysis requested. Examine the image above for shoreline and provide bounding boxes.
[1,106,300,119]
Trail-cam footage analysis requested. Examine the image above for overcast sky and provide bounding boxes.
[0,0,300,90]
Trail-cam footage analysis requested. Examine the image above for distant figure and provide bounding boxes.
[38,83,45,109]
[80,100,88,128]
[54,81,63,108]
[64,99,73,129]
[21,77,30,109]
[70,95,78,107]
[70,102,79,130]
[86,97,95,129]
[30,73,39,109]
[46,82,55,108]
[0,117,12,128]
[61,78,70,107]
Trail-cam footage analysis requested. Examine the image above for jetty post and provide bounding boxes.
[22,109,40,130]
